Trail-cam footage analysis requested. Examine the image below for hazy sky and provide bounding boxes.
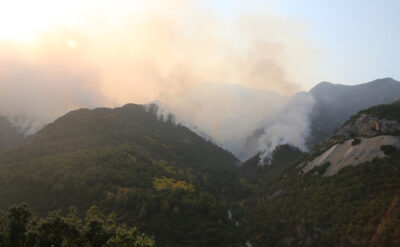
[1,0,398,91]
[207,0,400,87]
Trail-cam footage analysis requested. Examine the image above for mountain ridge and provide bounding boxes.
[0,103,246,247]
[308,77,400,146]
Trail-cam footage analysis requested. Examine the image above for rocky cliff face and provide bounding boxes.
[334,114,400,139]
[302,112,400,176]
[303,135,400,176]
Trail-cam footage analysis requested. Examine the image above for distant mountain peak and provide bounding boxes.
[307,77,400,147]
[316,81,334,86]
[309,81,337,94]
[370,77,397,83]
[310,78,399,93]
[364,77,400,88]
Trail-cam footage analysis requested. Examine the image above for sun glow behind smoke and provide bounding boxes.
[66,39,78,48]
[0,1,80,42]
[0,0,317,160]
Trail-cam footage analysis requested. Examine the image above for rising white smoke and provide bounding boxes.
[257,92,315,165]
[151,85,315,162]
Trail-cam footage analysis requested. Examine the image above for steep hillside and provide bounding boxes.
[241,101,400,246]
[308,78,400,145]
[0,104,246,247]
[0,116,23,153]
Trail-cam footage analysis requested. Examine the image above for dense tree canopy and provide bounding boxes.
[0,204,154,247]
[0,104,246,246]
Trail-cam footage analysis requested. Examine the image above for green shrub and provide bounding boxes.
[352,138,361,146]
[380,145,397,156]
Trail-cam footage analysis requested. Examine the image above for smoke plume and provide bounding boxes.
[152,87,315,162]
[257,92,315,164]
[0,0,317,160]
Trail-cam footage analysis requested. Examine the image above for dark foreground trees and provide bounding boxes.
[0,204,154,247]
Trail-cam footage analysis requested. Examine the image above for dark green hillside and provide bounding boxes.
[241,102,400,246]
[0,117,23,154]
[0,104,245,246]
[9,104,239,172]
[243,151,400,246]
[240,145,305,185]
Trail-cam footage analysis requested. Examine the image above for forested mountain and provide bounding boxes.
[2,88,400,246]
[0,104,246,247]
[0,117,23,154]
[241,101,400,246]
[308,78,400,145]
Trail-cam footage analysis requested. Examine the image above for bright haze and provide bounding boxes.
[0,0,398,160]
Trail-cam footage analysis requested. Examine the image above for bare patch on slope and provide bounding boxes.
[303,136,400,176]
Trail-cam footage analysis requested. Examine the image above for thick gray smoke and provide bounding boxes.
[152,84,315,162]
[153,83,287,152]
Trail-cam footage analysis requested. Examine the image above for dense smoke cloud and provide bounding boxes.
[153,87,315,162]
[0,0,317,160]
[257,92,315,164]
[153,83,289,159]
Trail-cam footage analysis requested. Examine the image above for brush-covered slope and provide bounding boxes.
[241,101,400,246]
[308,77,400,145]
[0,116,23,154]
[0,104,245,247]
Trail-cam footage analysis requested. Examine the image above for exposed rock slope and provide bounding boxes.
[304,104,400,176]
[335,113,400,139]
[303,135,400,176]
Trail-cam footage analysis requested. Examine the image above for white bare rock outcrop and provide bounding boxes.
[303,135,400,176]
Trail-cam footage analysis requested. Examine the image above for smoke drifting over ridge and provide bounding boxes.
[152,83,288,159]
[153,85,315,162]
[0,0,317,160]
